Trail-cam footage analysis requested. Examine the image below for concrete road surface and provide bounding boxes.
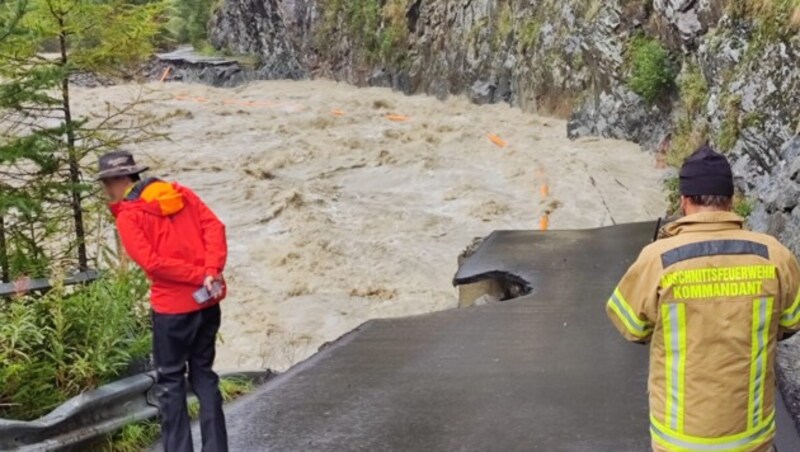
[182,222,799,451]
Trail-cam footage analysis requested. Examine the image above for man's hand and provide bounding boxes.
[204,274,224,298]
[203,275,215,291]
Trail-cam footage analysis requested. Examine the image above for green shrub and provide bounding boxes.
[627,36,676,103]
[0,270,150,420]
[734,196,754,218]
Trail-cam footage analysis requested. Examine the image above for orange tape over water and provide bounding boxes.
[247,100,277,107]
[487,133,508,148]
[159,67,172,83]
[168,94,310,114]
[386,114,409,122]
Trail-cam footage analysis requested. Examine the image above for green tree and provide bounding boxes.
[170,0,215,47]
[0,0,165,279]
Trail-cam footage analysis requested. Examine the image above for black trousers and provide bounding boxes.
[152,304,228,452]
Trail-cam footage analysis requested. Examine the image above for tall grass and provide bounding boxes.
[747,0,800,27]
[730,0,800,38]
[0,270,151,420]
[668,62,710,167]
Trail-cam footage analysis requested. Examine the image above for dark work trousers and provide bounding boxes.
[152,304,228,452]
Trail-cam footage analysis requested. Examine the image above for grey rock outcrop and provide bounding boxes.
[746,137,800,256]
[209,0,308,79]
[653,0,708,45]
[567,86,671,150]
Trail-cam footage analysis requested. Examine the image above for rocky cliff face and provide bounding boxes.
[209,0,800,251]
[209,0,308,79]
[211,0,599,111]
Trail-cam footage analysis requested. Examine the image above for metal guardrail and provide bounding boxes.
[0,270,100,298]
[0,371,269,451]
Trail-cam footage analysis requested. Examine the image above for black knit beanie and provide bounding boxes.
[679,146,734,197]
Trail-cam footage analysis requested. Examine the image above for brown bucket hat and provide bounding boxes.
[96,150,149,180]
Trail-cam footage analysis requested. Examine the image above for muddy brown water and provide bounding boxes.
[72,80,666,371]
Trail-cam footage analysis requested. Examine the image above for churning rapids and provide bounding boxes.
[73,79,666,371]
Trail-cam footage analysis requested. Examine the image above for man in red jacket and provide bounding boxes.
[98,150,228,452]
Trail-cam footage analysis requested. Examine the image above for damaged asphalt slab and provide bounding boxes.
[184,222,800,451]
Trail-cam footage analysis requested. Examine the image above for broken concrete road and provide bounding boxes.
[194,222,800,451]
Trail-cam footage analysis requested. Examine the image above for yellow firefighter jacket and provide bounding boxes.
[606,211,800,452]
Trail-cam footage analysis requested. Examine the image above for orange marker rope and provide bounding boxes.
[540,184,549,199]
[386,114,409,122]
[540,215,549,231]
[331,109,346,116]
[248,100,277,107]
[166,94,329,115]
[159,67,172,83]
[487,133,508,148]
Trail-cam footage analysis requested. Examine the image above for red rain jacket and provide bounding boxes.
[110,179,227,314]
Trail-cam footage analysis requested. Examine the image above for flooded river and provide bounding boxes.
[72,80,666,371]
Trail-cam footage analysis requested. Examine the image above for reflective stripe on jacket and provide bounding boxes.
[606,212,800,452]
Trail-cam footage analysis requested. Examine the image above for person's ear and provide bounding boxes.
[680,196,688,216]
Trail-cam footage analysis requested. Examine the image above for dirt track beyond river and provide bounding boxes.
[72,79,666,371]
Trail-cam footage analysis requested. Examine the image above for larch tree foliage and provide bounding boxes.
[0,0,26,282]
[0,0,165,281]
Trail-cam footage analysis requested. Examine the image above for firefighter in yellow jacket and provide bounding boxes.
[607,146,800,452]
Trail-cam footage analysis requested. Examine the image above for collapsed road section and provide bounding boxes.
[183,222,800,450]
